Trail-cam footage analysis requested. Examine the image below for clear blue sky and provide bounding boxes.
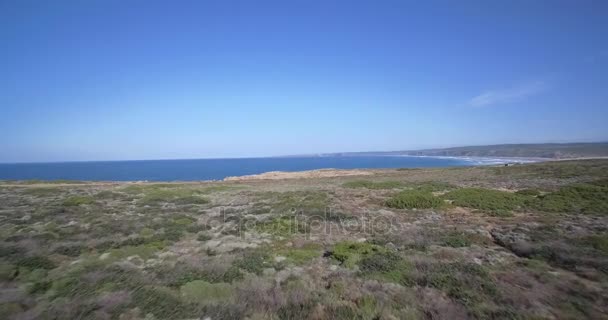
[1,0,607,162]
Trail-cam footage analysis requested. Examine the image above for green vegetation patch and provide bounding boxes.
[253,216,308,237]
[234,250,272,275]
[179,280,234,304]
[515,188,542,196]
[358,251,412,284]
[412,181,456,192]
[121,184,210,205]
[108,242,165,260]
[170,265,243,286]
[132,285,196,319]
[385,190,443,209]
[416,262,498,310]
[533,182,608,215]
[63,195,96,206]
[275,243,322,265]
[22,187,63,196]
[441,231,491,248]
[343,180,405,189]
[16,256,56,270]
[578,234,608,254]
[95,190,128,200]
[140,188,209,205]
[256,191,329,215]
[442,188,527,212]
[493,160,608,179]
[329,241,388,268]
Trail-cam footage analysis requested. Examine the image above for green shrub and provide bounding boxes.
[197,233,212,242]
[413,181,456,192]
[441,231,493,247]
[234,250,271,275]
[415,262,498,307]
[95,190,126,200]
[16,256,56,270]
[442,188,526,211]
[53,244,84,257]
[343,180,404,189]
[533,183,608,214]
[132,286,196,319]
[23,187,62,196]
[277,301,316,320]
[253,216,308,237]
[276,244,322,265]
[385,190,443,209]
[28,280,52,294]
[0,264,17,280]
[179,280,233,304]
[63,196,95,206]
[579,235,608,254]
[515,188,541,196]
[256,191,329,215]
[135,187,209,205]
[358,251,412,284]
[330,241,387,268]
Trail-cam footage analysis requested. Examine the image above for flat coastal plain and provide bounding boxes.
[1,160,608,319]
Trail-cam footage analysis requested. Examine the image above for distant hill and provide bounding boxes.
[327,142,608,159]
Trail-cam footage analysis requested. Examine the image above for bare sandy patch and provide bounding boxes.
[224,168,373,181]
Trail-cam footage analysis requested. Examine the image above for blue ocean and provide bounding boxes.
[0,156,523,181]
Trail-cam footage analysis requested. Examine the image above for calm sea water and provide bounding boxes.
[0,156,510,181]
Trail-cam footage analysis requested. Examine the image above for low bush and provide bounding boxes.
[53,244,84,257]
[234,250,272,275]
[276,244,322,265]
[22,187,62,196]
[415,261,498,308]
[16,256,56,270]
[180,280,234,304]
[413,181,456,192]
[515,188,541,196]
[358,251,412,284]
[442,231,491,248]
[63,196,96,206]
[442,188,526,212]
[579,235,608,254]
[132,286,196,319]
[343,180,404,189]
[533,183,608,214]
[330,241,387,268]
[253,216,308,237]
[385,190,443,209]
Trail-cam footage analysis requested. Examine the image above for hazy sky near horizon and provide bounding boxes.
[1,0,607,162]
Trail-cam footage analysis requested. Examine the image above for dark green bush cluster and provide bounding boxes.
[53,244,84,257]
[343,180,404,189]
[132,286,197,319]
[234,250,272,275]
[253,216,309,237]
[62,195,96,206]
[413,181,456,192]
[16,256,56,270]
[442,231,490,248]
[533,182,608,214]
[415,262,498,309]
[515,188,541,196]
[329,241,387,268]
[579,234,608,254]
[385,190,444,209]
[442,188,526,211]
[170,266,243,287]
[358,251,412,284]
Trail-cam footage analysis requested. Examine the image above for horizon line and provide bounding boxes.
[1,141,606,165]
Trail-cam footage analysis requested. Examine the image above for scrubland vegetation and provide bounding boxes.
[1,160,608,319]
